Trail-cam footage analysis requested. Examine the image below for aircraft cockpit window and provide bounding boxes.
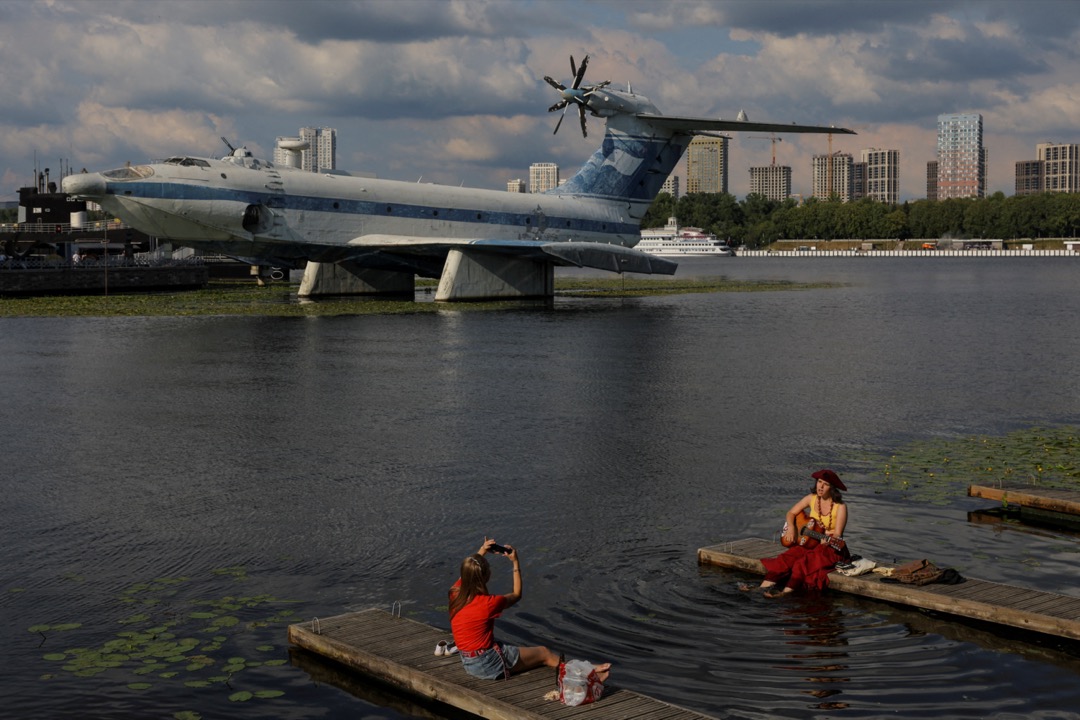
[101,165,155,180]
[163,157,210,168]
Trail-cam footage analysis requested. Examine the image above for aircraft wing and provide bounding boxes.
[636,114,856,136]
[344,235,677,276]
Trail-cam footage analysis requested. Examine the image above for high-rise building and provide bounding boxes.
[274,127,337,172]
[851,161,868,201]
[1014,143,1080,196]
[529,163,559,193]
[506,179,526,193]
[1015,160,1042,196]
[812,153,854,201]
[661,174,680,199]
[861,148,900,204]
[1038,142,1079,194]
[926,160,938,201]
[936,113,985,199]
[686,136,729,194]
[748,165,791,201]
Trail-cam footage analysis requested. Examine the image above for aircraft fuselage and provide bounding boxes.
[64,152,641,273]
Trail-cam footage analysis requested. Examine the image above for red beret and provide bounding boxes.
[812,468,847,491]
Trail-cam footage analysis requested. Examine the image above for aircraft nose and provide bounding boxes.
[62,172,106,197]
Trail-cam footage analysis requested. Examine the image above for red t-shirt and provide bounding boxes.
[449,581,507,652]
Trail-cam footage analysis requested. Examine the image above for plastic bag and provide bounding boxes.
[558,659,604,706]
[836,557,877,576]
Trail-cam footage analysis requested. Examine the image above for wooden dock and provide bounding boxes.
[968,484,1080,529]
[288,608,718,720]
[699,538,1080,642]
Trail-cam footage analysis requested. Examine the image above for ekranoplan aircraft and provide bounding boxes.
[63,56,854,301]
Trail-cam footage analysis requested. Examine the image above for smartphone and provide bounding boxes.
[488,543,510,555]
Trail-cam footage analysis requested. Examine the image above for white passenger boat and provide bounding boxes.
[636,217,734,256]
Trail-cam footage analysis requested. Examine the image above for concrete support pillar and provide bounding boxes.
[435,249,554,301]
[298,261,414,297]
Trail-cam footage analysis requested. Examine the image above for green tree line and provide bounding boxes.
[642,191,1080,247]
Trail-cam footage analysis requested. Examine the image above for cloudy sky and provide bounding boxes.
[2,0,1078,204]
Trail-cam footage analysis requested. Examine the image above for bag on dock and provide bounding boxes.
[836,556,876,576]
[885,558,945,586]
[558,659,604,706]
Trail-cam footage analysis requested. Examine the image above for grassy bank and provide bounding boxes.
[0,277,834,318]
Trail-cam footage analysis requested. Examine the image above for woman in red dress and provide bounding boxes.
[750,469,851,597]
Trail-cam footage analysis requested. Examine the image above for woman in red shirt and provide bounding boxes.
[448,538,611,681]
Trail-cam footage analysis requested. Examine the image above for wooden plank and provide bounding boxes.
[699,538,1080,642]
[968,484,1080,516]
[288,608,717,719]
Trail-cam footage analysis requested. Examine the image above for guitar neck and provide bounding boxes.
[804,528,844,547]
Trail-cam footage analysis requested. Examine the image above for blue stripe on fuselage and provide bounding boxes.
[105,181,640,236]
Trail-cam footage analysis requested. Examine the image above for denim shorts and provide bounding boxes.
[459,643,520,680]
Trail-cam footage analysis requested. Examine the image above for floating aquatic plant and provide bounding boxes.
[870,426,1080,504]
[33,568,299,712]
[0,277,838,318]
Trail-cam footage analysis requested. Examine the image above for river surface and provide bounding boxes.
[3,257,1080,719]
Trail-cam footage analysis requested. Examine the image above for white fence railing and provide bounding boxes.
[737,249,1080,257]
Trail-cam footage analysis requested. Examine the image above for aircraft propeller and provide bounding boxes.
[543,54,609,138]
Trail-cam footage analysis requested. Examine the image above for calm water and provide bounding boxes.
[3,257,1080,719]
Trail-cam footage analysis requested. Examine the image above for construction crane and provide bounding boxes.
[748,134,783,165]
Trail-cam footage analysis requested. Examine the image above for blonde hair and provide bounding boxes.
[448,553,491,618]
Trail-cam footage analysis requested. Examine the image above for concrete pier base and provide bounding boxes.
[435,249,553,301]
[298,261,414,297]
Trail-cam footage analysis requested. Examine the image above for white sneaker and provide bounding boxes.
[434,640,449,656]
[444,643,458,656]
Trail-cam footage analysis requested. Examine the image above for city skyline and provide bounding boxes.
[2,1,1079,205]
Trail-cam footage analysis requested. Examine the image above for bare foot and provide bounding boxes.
[763,587,791,599]
[592,662,612,683]
[739,581,774,592]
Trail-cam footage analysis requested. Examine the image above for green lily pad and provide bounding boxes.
[228,691,253,702]
[253,690,284,699]
[127,682,152,690]
[173,712,201,720]
[119,613,151,625]
[43,653,67,662]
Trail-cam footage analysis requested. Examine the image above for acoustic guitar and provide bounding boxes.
[780,510,846,552]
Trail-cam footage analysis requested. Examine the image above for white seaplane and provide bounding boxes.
[63,55,853,300]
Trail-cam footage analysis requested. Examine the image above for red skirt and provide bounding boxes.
[761,543,848,593]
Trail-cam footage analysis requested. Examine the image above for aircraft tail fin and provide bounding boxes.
[553,104,854,209]
[553,112,689,207]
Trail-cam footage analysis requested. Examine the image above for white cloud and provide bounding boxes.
[1,0,1078,201]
